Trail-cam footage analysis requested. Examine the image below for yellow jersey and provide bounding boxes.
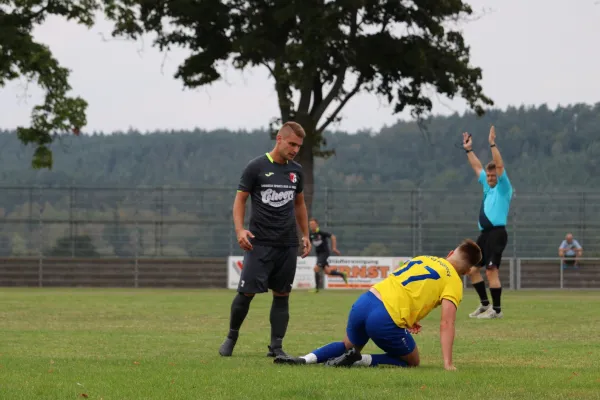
[372,255,463,328]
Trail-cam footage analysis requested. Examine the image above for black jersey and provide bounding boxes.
[237,153,303,247]
[309,229,332,255]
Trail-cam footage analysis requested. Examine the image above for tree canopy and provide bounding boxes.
[102,0,493,211]
[0,0,96,168]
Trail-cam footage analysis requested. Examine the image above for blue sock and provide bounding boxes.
[370,354,408,367]
[311,342,347,363]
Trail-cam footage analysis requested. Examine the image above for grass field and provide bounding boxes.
[1,288,599,400]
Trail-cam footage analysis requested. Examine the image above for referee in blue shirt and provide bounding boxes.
[462,126,513,319]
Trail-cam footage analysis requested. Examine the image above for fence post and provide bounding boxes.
[134,191,139,288]
[411,190,416,256]
[580,192,586,248]
[559,261,564,289]
[28,187,34,256]
[509,258,515,290]
[325,186,331,228]
[509,192,517,290]
[69,186,75,258]
[516,258,521,290]
[417,188,423,254]
[159,187,164,256]
[37,186,44,288]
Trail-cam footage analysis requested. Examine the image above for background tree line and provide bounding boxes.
[0,103,599,190]
[1,103,599,259]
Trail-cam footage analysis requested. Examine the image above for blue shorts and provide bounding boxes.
[346,291,416,357]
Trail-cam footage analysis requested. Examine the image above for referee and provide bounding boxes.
[219,121,311,357]
[462,126,513,319]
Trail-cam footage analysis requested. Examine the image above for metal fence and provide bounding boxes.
[0,186,599,259]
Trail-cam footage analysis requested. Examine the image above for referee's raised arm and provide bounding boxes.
[462,132,483,176]
[488,126,505,177]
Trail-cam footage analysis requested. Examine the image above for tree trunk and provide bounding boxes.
[295,117,316,216]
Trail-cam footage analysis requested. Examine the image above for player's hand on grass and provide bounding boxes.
[489,125,496,145]
[332,248,341,256]
[462,132,472,150]
[300,236,311,258]
[236,229,254,251]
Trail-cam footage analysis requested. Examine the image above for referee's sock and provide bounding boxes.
[270,295,289,349]
[227,293,254,341]
[472,281,490,306]
[490,287,502,313]
[314,271,321,289]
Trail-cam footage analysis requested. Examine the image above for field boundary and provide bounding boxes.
[1,256,599,289]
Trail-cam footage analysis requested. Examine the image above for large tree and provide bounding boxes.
[0,0,97,168]
[103,0,492,211]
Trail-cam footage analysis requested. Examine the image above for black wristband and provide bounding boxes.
[490,144,496,148]
[465,149,472,153]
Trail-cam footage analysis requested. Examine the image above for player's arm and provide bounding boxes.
[330,233,340,254]
[489,125,505,177]
[233,191,249,235]
[439,299,457,371]
[234,161,257,250]
[462,132,483,177]
[294,193,311,257]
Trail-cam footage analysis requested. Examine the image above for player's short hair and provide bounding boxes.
[486,161,496,171]
[281,121,306,138]
[309,217,318,223]
[457,239,482,267]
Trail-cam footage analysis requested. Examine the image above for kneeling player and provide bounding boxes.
[274,239,482,371]
[309,218,347,291]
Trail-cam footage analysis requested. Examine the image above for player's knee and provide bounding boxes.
[408,357,420,367]
[272,291,289,297]
[234,292,254,308]
[403,349,420,367]
[342,336,355,350]
[468,267,480,278]
[313,265,319,272]
[324,266,332,274]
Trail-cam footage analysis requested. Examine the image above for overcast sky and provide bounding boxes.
[1,0,599,134]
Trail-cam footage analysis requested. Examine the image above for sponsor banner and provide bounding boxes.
[227,256,317,290]
[324,256,412,289]
[227,255,413,290]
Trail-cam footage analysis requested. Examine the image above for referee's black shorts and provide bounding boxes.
[237,244,298,294]
[475,226,508,269]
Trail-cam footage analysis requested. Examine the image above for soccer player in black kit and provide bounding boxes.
[219,121,311,358]
[309,218,348,292]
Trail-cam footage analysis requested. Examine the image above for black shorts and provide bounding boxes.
[238,244,298,294]
[316,253,330,269]
[475,227,508,268]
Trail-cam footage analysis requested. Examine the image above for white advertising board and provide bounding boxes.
[227,255,412,290]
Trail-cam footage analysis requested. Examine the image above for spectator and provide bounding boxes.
[558,233,583,269]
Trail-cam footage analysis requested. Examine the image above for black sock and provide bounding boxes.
[314,271,321,289]
[490,287,502,313]
[228,293,253,341]
[329,270,344,277]
[472,281,489,306]
[270,296,290,349]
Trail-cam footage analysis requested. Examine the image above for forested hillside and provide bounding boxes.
[1,103,599,258]
[1,102,599,191]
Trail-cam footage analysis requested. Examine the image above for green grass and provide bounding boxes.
[1,288,599,400]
